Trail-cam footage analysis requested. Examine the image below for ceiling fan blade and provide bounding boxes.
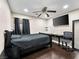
[46,13,49,17]
[47,10,56,13]
[32,11,41,13]
[37,13,42,17]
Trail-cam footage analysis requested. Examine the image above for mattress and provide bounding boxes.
[11,34,49,50]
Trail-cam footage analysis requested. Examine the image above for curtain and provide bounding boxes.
[22,19,30,34]
[14,18,21,34]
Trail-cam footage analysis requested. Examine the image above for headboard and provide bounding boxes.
[4,30,12,48]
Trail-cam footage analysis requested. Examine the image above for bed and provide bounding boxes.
[4,30,52,59]
[11,34,50,50]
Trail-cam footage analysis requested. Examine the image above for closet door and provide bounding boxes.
[74,20,79,49]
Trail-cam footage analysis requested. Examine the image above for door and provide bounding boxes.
[73,20,79,49]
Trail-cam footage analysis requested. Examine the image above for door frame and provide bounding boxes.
[73,19,79,50]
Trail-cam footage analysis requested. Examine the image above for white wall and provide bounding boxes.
[12,13,47,34]
[12,10,79,35]
[0,0,12,54]
[46,9,79,35]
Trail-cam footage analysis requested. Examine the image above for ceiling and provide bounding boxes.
[8,0,79,18]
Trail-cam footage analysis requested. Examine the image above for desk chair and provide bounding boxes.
[61,31,72,50]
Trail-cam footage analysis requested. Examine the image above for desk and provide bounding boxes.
[39,32,63,46]
[39,32,73,51]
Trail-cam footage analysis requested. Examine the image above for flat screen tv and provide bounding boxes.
[53,14,69,26]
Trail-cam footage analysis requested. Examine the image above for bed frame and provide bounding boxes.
[4,30,52,59]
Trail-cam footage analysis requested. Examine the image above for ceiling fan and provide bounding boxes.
[33,7,56,17]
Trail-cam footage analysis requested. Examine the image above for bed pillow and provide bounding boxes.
[11,35,21,39]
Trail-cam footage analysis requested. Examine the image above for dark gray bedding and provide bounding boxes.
[11,34,49,50]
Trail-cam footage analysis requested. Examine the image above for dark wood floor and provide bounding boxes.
[23,44,79,59]
[0,44,79,59]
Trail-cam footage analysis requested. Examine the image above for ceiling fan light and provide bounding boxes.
[45,14,47,17]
